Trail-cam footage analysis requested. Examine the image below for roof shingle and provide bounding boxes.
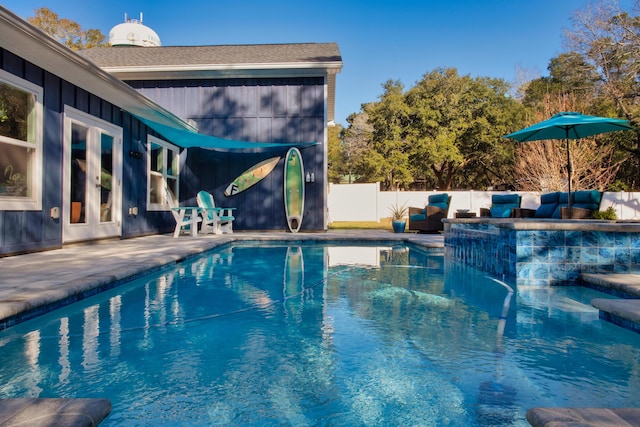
[79,43,342,68]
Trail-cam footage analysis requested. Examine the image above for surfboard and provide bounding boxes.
[284,147,304,232]
[224,156,280,197]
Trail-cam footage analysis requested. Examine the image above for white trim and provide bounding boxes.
[64,106,122,133]
[62,106,122,242]
[0,69,43,211]
[105,68,338,82]
[103,61,343,74]
[323,75,329,230]
[147,134,180,212]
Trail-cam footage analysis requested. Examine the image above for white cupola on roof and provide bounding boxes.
[109,13,161,47]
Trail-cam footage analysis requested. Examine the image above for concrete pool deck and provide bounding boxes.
[1,229,640,427]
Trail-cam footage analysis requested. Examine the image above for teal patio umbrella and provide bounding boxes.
[504,112,633,216]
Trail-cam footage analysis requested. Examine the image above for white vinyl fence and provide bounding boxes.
[327,183,640,222]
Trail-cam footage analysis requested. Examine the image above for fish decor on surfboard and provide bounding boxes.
[224,156,281,197]
[284,147,304,233]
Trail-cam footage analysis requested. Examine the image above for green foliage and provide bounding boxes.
[338,69,526,191]
[524,52,600,108]
[28,7,107,50]
[607,179,629,192]
[327,124,345,183]
[366,80,414,190]
[330,3,640,191]
[565,4,640,189]
[336,115,376,184]
[592,206,617,220]
[332,68,525,190]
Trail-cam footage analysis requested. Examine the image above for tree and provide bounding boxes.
[365,80,413,190]
[403,68,525,190]
[513,94,624,191]
[334,110,373,183]
[327,124,344,183]
[341,69,525,191]
[565,0,640,188]
[523,52,600,109]
[28,7,107,50]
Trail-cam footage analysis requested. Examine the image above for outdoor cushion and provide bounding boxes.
[490,206,513,218]
[535,192,560,218]
[427,193,449,211]
[573,190,601,210]
[558,192,571,204]
[552,204,567,219]
[429,193,449,204]
[552,192,571,218]
[410,213,426,221]
[540,192,559,205]
[492,194,520,207]
[535,203,557,218]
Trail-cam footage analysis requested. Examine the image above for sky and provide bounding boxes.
[1,0,600,126]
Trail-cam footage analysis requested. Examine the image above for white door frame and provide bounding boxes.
[63,106,122,242]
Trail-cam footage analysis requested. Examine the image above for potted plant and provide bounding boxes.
[592,206,617,220]
[389,203,408,233]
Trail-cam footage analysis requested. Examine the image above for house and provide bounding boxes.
[0,6,341,256]
[80,42,342,232]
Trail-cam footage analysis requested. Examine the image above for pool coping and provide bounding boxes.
[444,217,640,232]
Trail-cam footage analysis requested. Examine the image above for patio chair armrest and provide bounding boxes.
[218,207,236,217]
[425,205,446,216]
[408,207,424,216]
[479,207,491,217]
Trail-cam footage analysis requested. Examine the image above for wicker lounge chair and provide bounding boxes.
[408,194,451,233]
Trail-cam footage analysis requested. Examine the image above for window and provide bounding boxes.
[0,69,43,210]
[147,135,179,210]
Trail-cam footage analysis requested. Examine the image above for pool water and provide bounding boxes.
[1,242,640,426]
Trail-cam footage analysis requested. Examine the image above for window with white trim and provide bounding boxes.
[147,135,179,210]
[0,69,43,210]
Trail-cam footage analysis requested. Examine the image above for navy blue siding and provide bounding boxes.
[0,48,175,255]
[128,77,326,231]
[0,51,329,254]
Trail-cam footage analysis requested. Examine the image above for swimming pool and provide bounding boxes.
[1,242,640,426]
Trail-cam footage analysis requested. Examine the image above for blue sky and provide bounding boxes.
[3,1,595,126]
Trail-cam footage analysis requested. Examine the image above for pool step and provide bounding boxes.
[581,273,640,333]
[581,273,640,298]
[0,398,111,426]
[527,407,640,427]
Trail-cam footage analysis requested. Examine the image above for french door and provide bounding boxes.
[63,107,122,242]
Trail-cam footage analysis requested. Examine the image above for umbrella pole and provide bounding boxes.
[566,137,572,218]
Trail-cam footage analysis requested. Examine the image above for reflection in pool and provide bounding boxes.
[1,242,639,426]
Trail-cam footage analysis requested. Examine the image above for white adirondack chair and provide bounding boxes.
[197,190,235,234]
[165,187,202,237]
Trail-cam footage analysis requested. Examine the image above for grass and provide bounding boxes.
[328,218,393,229]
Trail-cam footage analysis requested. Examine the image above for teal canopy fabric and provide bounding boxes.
[136,116,318,150]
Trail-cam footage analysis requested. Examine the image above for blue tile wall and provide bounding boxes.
[444,222,640,287]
